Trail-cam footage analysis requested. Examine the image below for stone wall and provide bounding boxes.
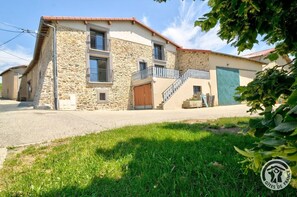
[32,22,178,110]
[32,29,54,108]
[166,50,177,70]
[55,25,87,110]
[53,24,165,110]
[177,50,210,72]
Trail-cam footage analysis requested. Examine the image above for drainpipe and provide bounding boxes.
[44,23,59,110]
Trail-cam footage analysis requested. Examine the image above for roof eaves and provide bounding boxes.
[177,48,212,53]
[0,65,28,76]
[41,16,181,48]
[211,51,265,64]
[242,48,275,58]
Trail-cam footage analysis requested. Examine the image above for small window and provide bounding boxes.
[193,86,202,95]
[96,90,109,103]
[89,57,108,82]
[154,44,164,60]
[139,62,147,71]
[99,93,106,101]
[90,29,105,50]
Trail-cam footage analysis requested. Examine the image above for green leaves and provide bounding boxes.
[267,52,279,61]
[260,138,286,147]
[273,121,297,133]
[195,0,297,55]
[186,0,297,189]
[287,90,297,105]
[234,146,254,158]
[235,68,294,114]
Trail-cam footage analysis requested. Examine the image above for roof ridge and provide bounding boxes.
[41,16,181,48]
[242,48,275,57]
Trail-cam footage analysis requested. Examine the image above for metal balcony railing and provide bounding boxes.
[132,66,179,81]
[162,69,210,103]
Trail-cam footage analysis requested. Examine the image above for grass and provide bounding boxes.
[0,83,2,93]
[0,117,295,196]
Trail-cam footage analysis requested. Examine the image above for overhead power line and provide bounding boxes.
[0,21,46,37]
[0,28,24,33]
[0,31,24,47]
[0,48,31,62]
[0,21,26,31]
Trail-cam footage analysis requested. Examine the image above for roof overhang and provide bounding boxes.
[23,16,182,75]
[0,65,28,76]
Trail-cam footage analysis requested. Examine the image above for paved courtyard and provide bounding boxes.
[0,100,256,147]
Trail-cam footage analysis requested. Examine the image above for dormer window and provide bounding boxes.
[154,43,164,60]
[90,29,106,51]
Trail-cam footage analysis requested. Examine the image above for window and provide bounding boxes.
[139,62,147,71]
[96,89,109,103]
[90,29,105,50]
[154,44,164,60]
[193,86,202,95]
[89,57,108,82]
[99,93,106,101]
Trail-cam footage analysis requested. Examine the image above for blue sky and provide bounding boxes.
[0,0,272,78]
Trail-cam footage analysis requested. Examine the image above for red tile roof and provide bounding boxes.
[242,48,275,58]
[42,16,181,48]
[177,48,211,53]
[24,16,265,75]
[24,16,182,75]
[177,48,264,64]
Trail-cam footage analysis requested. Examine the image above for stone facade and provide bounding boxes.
[166,50,178,70]
[177,50,210,73]
[33,23,177,110]
[34,31,54,108]
[22,18,267,111]
[55,25,87,110]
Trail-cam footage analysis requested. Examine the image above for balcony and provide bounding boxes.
[132,66,180,81]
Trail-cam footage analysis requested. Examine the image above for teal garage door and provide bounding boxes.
[216,67,240,105]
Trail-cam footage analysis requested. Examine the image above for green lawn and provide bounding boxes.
[0,118,295,196]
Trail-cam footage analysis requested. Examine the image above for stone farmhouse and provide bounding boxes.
[0,65,27,100]
[19,16,288,110]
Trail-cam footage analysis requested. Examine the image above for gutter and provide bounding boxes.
[44,23,59,110]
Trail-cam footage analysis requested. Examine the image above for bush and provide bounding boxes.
[234,66,297,188]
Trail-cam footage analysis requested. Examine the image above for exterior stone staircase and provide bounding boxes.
[157,69,210,110]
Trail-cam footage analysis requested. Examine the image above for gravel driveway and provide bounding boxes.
[0,100,255,147]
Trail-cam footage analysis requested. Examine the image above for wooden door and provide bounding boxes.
[134,84,153,109]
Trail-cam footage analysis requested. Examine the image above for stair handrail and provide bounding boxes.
[162,69,210,103]
[162,70,191,103]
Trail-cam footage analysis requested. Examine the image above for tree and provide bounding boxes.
[156,0,297,188]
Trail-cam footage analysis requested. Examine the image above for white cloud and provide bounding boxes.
[0,46,31,69]
[162,1,227,51]
[141,16,150,27]
[0,45,32,82]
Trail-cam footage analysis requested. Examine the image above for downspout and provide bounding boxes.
[44,23,59,110]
